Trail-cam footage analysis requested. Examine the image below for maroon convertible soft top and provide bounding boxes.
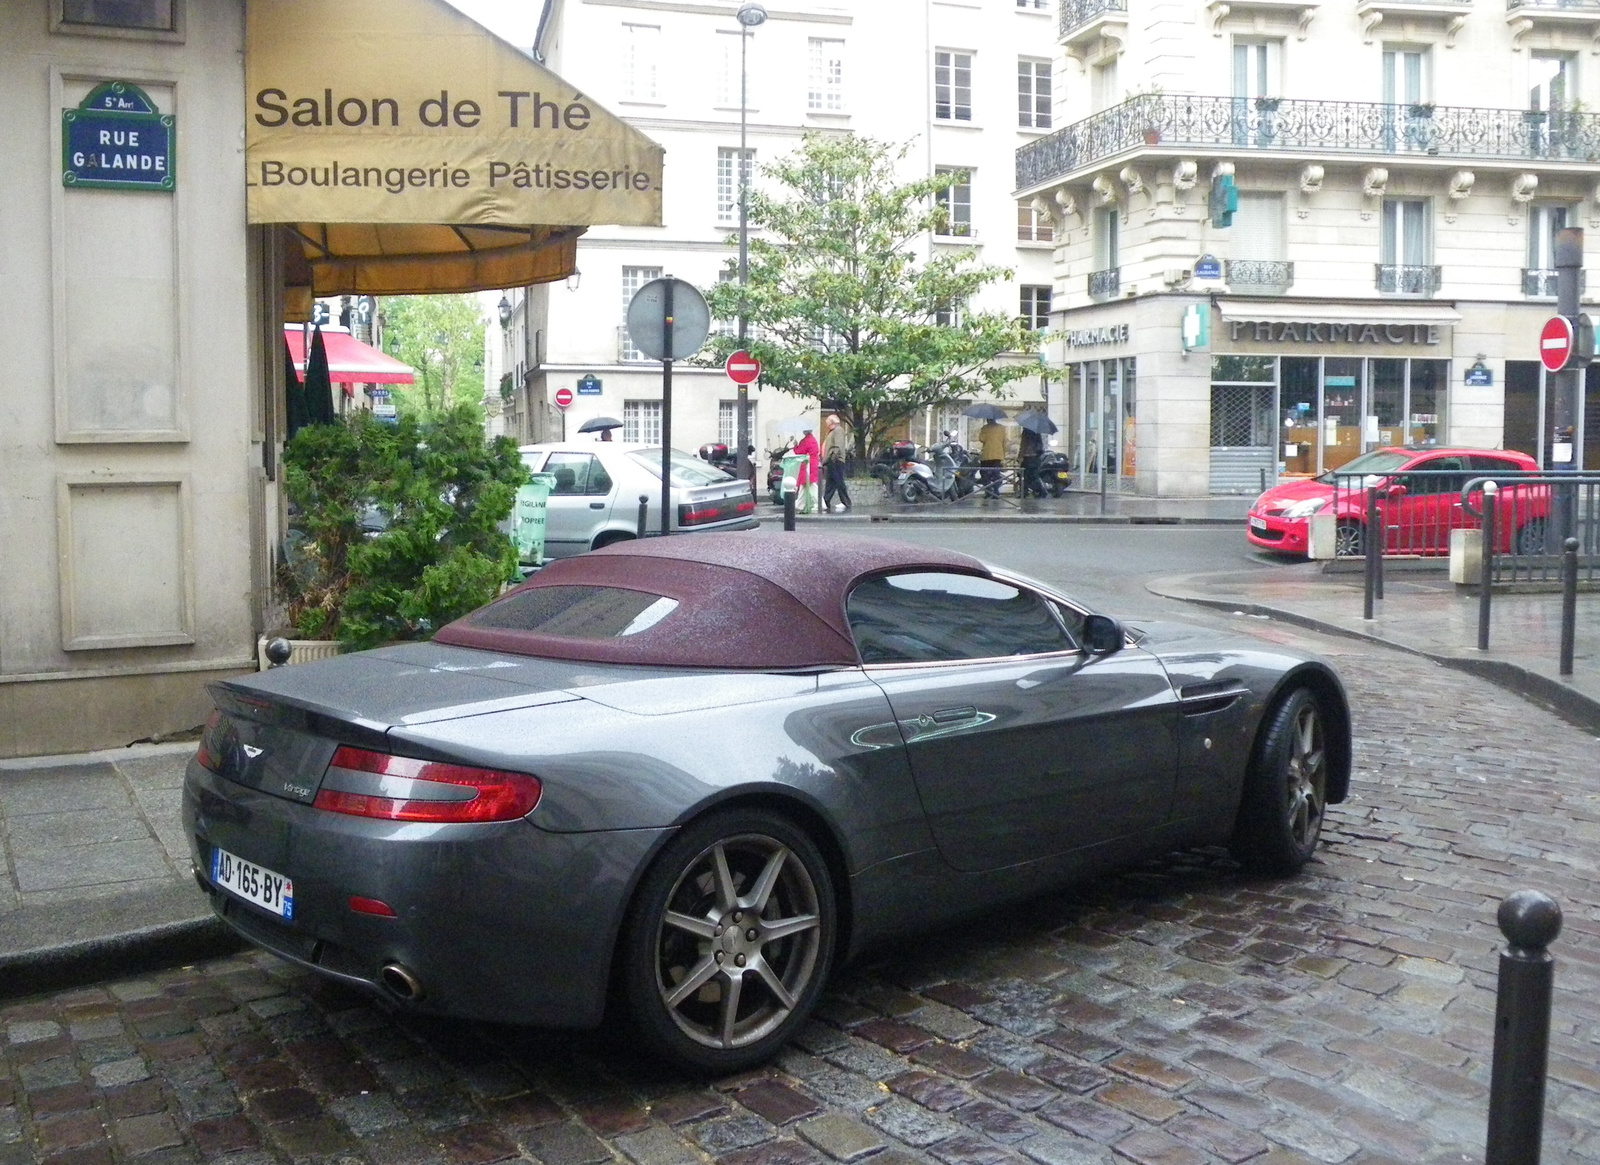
[433,531,985,669]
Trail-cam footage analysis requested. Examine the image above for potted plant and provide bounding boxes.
[274,406,527,656]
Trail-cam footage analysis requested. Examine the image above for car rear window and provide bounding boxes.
[629,449,734,487]
[467,586,679,639]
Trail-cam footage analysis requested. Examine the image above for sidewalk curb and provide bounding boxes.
[784,513,1243,527]
[1150,579,1600,736]
[0,916,245,1001]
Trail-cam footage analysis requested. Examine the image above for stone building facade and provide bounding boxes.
[1018,0,1600,495]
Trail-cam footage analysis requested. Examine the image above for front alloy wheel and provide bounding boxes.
[1231,687,1328,875]
[621,810,835,1073]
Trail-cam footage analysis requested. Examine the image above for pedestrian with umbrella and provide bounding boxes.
[964,402,1008,498]
[1015,410,1057,498]
[578,416,623,442]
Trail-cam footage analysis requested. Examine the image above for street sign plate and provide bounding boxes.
[725,350,761,385]
[576,374,602,395]
[553,386,574,409]
[1540,315,1575,373]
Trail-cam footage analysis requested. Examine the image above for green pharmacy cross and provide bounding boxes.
[62,81,175,192]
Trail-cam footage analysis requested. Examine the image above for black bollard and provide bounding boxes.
[1364,486,1381,619]
[783,492,796,532]
[1486,890,1562,1165]
[1479,482,1498,651]
[636,494,649,540]
[264,638,292,669]
[1560,536,1579,676]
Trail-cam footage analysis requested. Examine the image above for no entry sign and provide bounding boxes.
[725,350,761,385]
[553,386,574,409]
[1541,315,1576,373]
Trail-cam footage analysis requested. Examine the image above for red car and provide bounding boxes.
[1247,446,1548,557]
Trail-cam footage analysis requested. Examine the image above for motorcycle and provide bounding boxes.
[895,436,976,503]
[766,442,794,505]
[1036,450,1073,497]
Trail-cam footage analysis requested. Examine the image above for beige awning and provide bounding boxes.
[1217,301,1462,326]
[248,0,663,314]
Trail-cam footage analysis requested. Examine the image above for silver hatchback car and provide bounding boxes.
[521,442,759,558]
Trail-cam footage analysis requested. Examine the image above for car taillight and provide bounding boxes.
[735,497,755,515]
[678,499,734,526]
[197,709,226,774]
[314,746,542,823]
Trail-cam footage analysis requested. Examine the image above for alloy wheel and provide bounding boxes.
[653,833,823,1050]
[1284,701,1327,848]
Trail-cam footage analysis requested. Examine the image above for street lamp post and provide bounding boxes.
[735,2,766,483]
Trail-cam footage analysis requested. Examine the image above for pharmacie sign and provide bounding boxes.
[62,82,174,192]
[1226,319,1442,345]
[245,0,663,227]
[1063,323,1131,349]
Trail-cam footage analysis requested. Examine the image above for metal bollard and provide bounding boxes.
[1479,481,1498,651]
[1099,465,1107,515]
[1561,536,1579,676]
[1364,486,1381,620]
[636,494,649,540]
[264,638,292,669]
[783,492,796,532]
[1486,890,1562,1165]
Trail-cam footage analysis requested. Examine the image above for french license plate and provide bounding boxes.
[211,847,295,920]
[1249,516,1269,532]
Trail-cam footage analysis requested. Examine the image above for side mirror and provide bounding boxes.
[1387,483,1407,499]
[1082,614,1124,655]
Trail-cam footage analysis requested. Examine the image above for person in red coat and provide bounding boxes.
[792,427,821,514]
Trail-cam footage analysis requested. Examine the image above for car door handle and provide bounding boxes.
[589,501,605,509]
[931,705,979,723]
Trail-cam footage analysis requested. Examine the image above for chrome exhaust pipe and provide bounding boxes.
[379,963,424,1001]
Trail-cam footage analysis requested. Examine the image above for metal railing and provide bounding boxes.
[1459,472,1600,585]
[1508,0,1600,10]
[1522,268,1589,296]
[1225,259,1294,289]
[1376,263,1443,295]
[1059,0,1126,38]
[1087,267,1120,297]
[1327,469,1541,559]
[1017,93,1600,190]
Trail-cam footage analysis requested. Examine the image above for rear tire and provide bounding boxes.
[1515,518,1548,555]
[1231,687,1329,876]
[619,809,836,1075]
[898,481,923,504]
[1334,520,1364,558]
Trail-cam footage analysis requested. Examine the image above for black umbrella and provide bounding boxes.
[304,326,338,425]
[962,402,1008,421]
[1015,410,1059,435]
[577,416,623,433]
[283,339,310,438]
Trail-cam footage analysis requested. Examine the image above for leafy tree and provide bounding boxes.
[379,294,486,417]
[701,134,1038,458]
[282,408,527,648]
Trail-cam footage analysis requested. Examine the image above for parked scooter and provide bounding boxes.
[1036,450,1073,497]
[766,442,794,504]
[895,436,976,503]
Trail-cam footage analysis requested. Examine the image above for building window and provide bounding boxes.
[1016,0,1050,8]
[621,266,663,361]
[934,300,963,327]
[719,401,758,448]
[1091,59,1119,113]
[715,31,740,107]
[624,400,662,444]
[1381,46,1429,105]
[1018,60,1052,129]
[717,148,755,224]
[1379,198,1435,294]
[1017,200,1054,243]
[934,168,972,237]
[935,51,974,122]
[1526,204,1576,295]
[809,38,845,112]
[1020,287,1052,332]
[59,0,175,29]
[623,24,661,102]
[1093,207,1118,270]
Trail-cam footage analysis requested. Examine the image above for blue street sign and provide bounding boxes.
[62,82,174,192]
[577,374,603,395]
[1194,254,1222,280]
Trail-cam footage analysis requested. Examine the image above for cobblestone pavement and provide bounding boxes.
[4,625,1600,1165]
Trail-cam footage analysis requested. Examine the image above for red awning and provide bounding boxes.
[283,326,416,384]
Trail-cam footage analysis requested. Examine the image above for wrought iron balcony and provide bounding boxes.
[1088,267,1121,298]
[1225,259,1295,289]
[1376,264,1442,295]
[1016,93,1600,191]
[1522,268,1589,295]
[1060,0,1127,38]
[1507,0,1600,10]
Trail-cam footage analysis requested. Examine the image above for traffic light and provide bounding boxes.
[1209,175,1238,229]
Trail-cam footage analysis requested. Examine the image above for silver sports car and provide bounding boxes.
[184,532,1350,1073]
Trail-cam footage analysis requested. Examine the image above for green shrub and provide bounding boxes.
[281,408,528,648]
